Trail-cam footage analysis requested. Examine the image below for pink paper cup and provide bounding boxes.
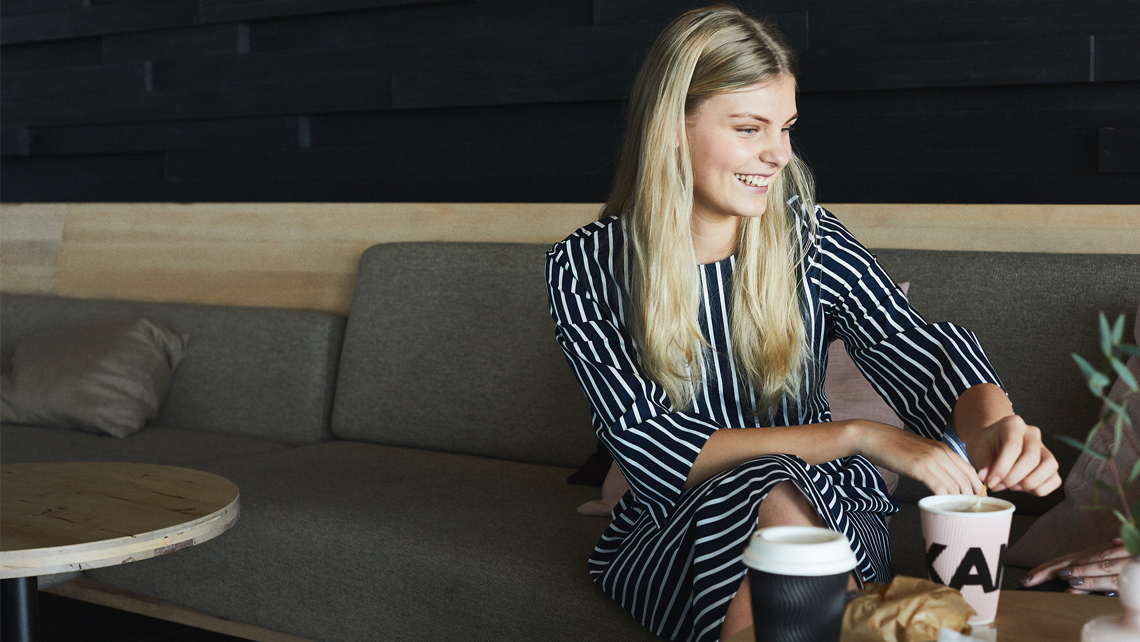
[918,494,1015,625]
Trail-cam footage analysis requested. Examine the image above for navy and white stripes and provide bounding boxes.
[545,207,1002,642]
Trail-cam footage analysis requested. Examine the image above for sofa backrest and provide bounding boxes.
[331,242,596,469]
[874,250,1140,515]
[0,294,345,446]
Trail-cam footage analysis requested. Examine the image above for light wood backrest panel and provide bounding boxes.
[2,202,1137,314]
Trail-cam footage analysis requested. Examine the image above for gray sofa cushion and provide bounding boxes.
[873,251,1140,516]
[0,424,291,466]
[0,294,345,445]
[89,441,661,642]
[331,243,597,468]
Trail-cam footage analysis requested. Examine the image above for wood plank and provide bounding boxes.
[0,38,102,72]
[47,577,316,642]
[198,0,457,25]
[249,0,592,54]
[102,24,248,64]
[830,204,1140,254]
[796,83,1140,135]
[801,35,1089,92]
[813,172,1140,206]
[0,203,1120,313]
[1100,128,1140,173]
[809,0,1140,48]
[0,1,199,46]
[30,117,301,155]
[1,61,149,101]
[795,128,1098,175]
[53,203,604,313]
[1,71,393,127]
[0,203,64,295]
[0,0,82,17]
[1096,34,1140,82]
[392,23,661,109]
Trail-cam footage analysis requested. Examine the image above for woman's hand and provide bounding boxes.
[853,421,984,495]
[1020,538,1131,594]
[965,414,1061,496]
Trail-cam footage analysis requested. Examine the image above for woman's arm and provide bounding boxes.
[686,419,983,495]
[949,383,1062,496]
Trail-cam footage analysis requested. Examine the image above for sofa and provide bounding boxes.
[2,241,1137,642]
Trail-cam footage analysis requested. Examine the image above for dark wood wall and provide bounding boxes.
[2,0,1138,204]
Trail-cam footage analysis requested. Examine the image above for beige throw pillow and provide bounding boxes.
[576,284,911,516]
[1,318,189,439]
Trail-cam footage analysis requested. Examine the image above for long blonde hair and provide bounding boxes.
[602,5,817,414]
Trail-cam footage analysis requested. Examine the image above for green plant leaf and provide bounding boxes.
[1114,415,1125,457]
[1094,479,1118,495]
[1057,434,1107,459]
[1101,313,1113,356]
[1118,344,1140,358]
[1110,357,1139,392]
[1112,314,1126,347]
[1132,498,1140,519]
[1113,509,1130,526]
[1123,523,1140,557]
[1073,353,1111,396]
[1105,397,1127,418]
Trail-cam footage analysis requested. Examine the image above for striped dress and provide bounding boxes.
[545,205,1003,642]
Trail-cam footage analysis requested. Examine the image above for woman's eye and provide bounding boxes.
[738,128,758,135]
[782,126,796,134]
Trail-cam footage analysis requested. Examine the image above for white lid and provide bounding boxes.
[741,526,858,577]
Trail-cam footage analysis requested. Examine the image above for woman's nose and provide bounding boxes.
[758,135,790,168]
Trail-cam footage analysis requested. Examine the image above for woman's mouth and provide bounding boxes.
[734,173,771,187]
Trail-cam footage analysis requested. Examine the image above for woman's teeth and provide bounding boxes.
[734,173,770,187]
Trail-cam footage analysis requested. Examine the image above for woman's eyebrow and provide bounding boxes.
[728,112,799,124]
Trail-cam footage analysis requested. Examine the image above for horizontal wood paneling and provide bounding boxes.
[0,2,199,45]
[0,38,101,72]
[101,24,248,63]
[197,0,458,25]
[2,1,1137,203]
[3,202,1135,315]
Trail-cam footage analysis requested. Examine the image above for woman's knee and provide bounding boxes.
[756,481,823,528]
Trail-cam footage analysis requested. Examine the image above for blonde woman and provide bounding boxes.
[545,5,1061,641]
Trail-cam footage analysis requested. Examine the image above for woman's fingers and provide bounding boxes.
[1008,454,1061,495]
[1022,541,1129,590]
[974,416,1061,495]
[1064,573,1119,592]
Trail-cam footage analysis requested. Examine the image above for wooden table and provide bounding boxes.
[725,590,1125,642]
[0,462,240,642]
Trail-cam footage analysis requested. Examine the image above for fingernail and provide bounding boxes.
[1069,577,1084,587]
[1058,569,1073,579]
[1019,575,1032,585]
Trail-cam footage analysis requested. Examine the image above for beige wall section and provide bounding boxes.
[1,202,1137,314]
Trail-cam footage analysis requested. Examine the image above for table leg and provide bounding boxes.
[1,577,39,642]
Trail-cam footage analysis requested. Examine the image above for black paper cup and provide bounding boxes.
[741,526,858,642]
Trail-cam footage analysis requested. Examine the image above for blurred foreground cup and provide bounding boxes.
[742,525,858,642]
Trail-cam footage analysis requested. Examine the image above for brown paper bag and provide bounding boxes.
[842,576,975,642]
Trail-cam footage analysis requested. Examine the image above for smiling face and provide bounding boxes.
[685,75,798,230]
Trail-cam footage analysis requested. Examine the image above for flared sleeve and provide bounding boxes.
[814,208,1004,442]
[546,239,719,529]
